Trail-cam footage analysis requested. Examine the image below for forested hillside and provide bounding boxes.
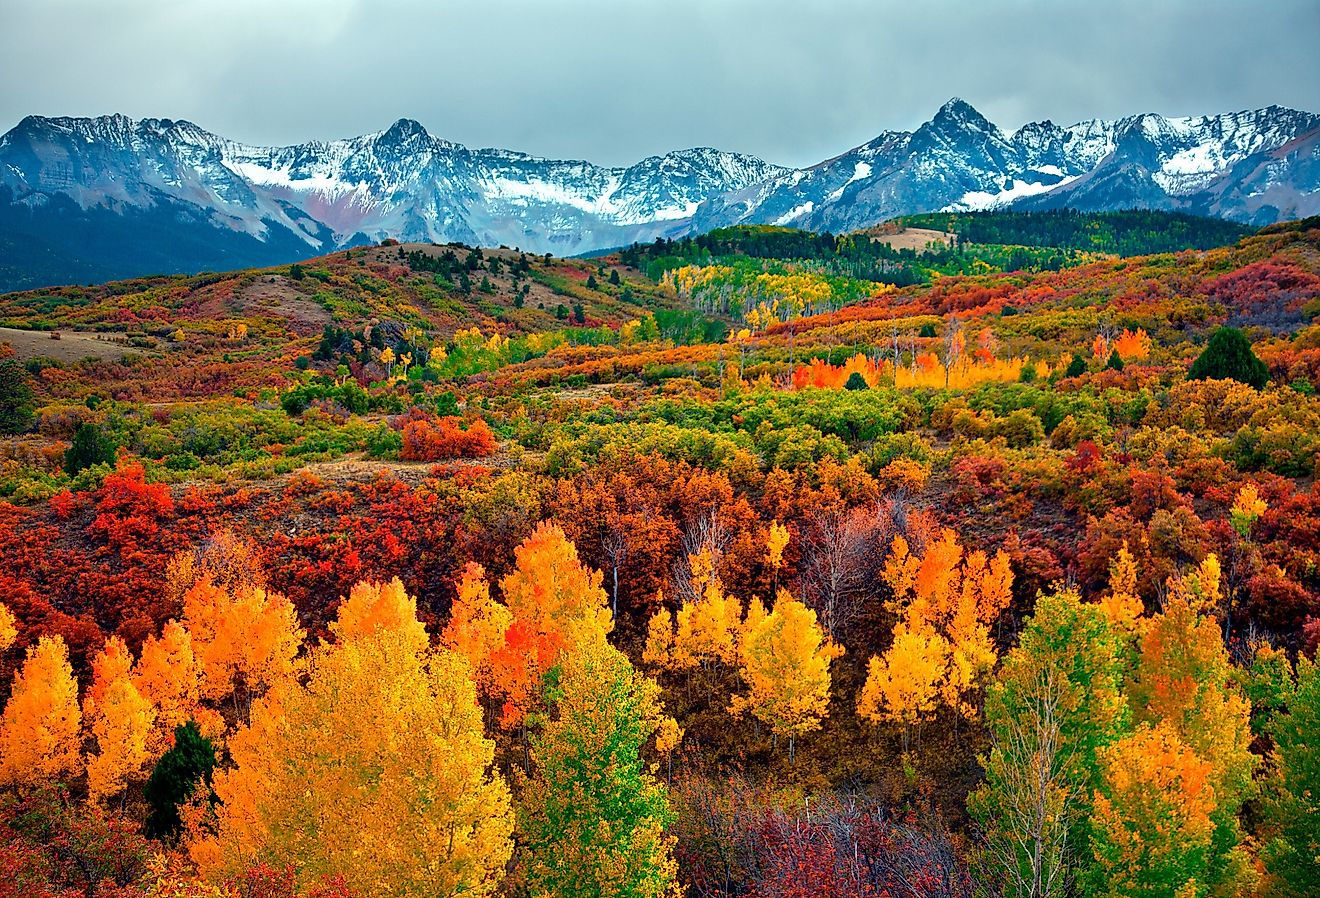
[0,213,1317,898]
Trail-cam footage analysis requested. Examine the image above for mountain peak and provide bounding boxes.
[377,118,430,145]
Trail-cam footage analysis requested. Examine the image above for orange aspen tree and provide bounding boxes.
[331,577,428,653]
[182,575,303,714]
[134,619,213,754]
[0,635,82,786]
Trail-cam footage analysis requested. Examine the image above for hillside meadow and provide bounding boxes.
[0,213,1317,898]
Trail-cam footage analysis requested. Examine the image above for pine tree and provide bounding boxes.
[1187,327,1269,388]
[145,721,216,840]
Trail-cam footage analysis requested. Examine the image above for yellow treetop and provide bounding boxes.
[730,591,842,747]
[332,577,429,655]
[440,563,512,677]
[642,607,674,670]
[0,602,17,653]
[499,520,612,642]
[193,631,513,898]
[1230,484,1267,539]
[1098,541,1145,636]
[0,635,82,786]
[672,577,741,669]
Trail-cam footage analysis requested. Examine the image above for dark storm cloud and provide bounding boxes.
[1,0,1316,167]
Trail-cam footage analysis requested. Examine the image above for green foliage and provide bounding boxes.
[144,721,216,841]
[844,371,869,391]
[1065,354,1088,378]
[1188,327,1269,388]
[1261,656,1320,898]
[971,589,1128,897]
[520,641,677,898]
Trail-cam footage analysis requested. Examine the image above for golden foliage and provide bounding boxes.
[0,635,82,787]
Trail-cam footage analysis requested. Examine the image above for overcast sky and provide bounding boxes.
[1,0,1316,168]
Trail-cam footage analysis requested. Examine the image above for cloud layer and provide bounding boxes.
[1,0,1316,167]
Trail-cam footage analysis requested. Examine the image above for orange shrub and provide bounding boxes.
[400,417,498,462]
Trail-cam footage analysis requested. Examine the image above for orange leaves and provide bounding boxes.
[1091,723,1218,897]
[791,354,886,390]
[862,529,1014,726]
[400,416,497,461]
[84,637,155,803]
[181,575,303,707]
[440,563,512,678]
[499,520,612,643]
[1113,328,1152,361]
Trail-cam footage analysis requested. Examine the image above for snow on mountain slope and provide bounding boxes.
[1,99,1317,290]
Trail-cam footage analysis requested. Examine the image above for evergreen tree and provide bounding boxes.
[144,721,216,840]
[0,358,35,434]
[65,422,117,475]
[1261,656,1320,897]
[586,274,598,290]
[919,323,938,338]
[609,269,621,286]
[1106,350,1124,371]
[1188,327,1269,388]
[844,371,869,391]
[573,303,586,324]
[1065,354,1088,378]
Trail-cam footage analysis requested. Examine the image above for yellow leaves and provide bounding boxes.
[1099,541,1146,636]
[440,562,513,677]
[1167,554,1223,618]
[85,664,155,804]
[730,591,842,742]
[856,622,946,728]
[134,620,205,754]
[765,520,790,573]
[1091,723,1219,898]
[672,576,741,669]
[500,520,612,644]
[862,529,1014,727]
[195,624,513,898]
[1230,484,1267,538]
[0,602,16,653]
[642,607,674,669]
[0,635,82,787]
[655,716,683,757]
[332,577,428,654]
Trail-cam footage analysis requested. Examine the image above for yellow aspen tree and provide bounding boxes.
[83,635,134,722]
[1098,541,1145,636]
[857,622,947,749]
[0,602,17,652]
[1229,484,1267,539]
[672,575,740,669]
[86,671,155,803]
[331,577,428,653]
[1125,571,1256,894]
[730,591,842,761]
[864,529,1013,729]
[134,620,211,754]
[440,563,512,677]
[499,521,612,640]
[642,607,674,670]
[194,630,513,898]
[0,635,82,786]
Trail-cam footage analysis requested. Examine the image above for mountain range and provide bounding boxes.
[2,98,1318,291]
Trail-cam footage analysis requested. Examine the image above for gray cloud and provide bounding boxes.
[1,0,1316,167]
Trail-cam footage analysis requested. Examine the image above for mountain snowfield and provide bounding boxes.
[1,98,1318,289]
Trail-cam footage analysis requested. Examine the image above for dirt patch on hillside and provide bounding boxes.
[865,227,955,253]
[0,326,131,362]
[235,277,333,335]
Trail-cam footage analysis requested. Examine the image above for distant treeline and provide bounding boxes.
[899,209,1255,257]
[620,224,1081,285]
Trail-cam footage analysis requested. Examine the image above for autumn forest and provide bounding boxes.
[0,211,1318,898]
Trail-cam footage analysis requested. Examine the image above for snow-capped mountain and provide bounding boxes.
[2,99,1318,291]
[697,99,1320,234]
